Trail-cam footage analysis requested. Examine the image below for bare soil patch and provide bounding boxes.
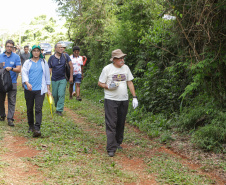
[0,132,44,185]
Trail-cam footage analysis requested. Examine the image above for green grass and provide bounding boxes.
[0,80,223,184]
[0,83,137,184]
[145,153,215,185]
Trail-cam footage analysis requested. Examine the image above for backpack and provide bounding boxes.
[0,68,13,93]
[49,53,70,81]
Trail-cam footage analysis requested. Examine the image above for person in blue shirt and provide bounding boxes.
[48,43,73,116]
[0,40,21,126]
[22,45,51,137]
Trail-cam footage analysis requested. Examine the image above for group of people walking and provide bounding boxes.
[0,39,138,157]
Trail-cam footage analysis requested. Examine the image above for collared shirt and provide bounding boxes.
[20,52,30,66]
[48,53,71,81]
[0,51,21,83]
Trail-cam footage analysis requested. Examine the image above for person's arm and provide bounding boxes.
[127,81,138,109]
[6,65,21,73]
[83,56,87,66]
[48,56,52,75]
[68,60,73,83]
[6,55,21,73]
[127,81,136,97]
[22,61,32,91]
[98,81,108,89]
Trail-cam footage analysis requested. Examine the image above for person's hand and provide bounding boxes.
[69,77,73,84]
[132,98,138,109]
[108,82,118,90]
[5,67,12,71]
[47,89,52,96]
[26,83,32,91]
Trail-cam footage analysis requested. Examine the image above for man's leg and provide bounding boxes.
[75,74,82,101]
[34,91,45,131]
[116,100,129,146]
[56,79,67,112]
[69,83,74,99]
[7,84,17,121]
[76,83,81,99]
[104,99,119,153]
[0,91,6,120]
[51,81,59,108]
[25,89,35,129]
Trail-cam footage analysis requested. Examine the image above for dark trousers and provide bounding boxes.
[24,89,45,130]
[104,99,129,152]
[0,83,17,120]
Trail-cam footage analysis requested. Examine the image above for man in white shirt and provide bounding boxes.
[98,49,138,157]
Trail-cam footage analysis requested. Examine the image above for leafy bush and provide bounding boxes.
[192,123,226,153]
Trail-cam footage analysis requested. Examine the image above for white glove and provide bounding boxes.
[108,82,119,90]
[132,98,138,109]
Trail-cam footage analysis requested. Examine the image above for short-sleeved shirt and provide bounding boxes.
[70,55,83,75]
[24,59,43,91]
[48,53,71,81]
[99,63,134,101]
[0,51,21,83]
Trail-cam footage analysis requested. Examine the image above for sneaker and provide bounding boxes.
[56,111,63,116]
[8,120,14,127]
[76,96,82,101]
[108,152,115,157]
[33,130,41,137]
[0,117,5,121]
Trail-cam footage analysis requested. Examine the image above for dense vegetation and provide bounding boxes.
[55,0,226,152]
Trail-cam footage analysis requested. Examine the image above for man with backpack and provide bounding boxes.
[48,43,73,116]
[0,40,21,126]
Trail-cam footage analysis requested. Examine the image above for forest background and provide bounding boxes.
[1,0,226,153]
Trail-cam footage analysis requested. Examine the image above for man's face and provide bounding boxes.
[24,47,29,54]
[113,57,125,68]
[32,48,40,58]
[12,47,16,53]
[73,50,80,57]
[5,43,13,53]
[55,44,63,54]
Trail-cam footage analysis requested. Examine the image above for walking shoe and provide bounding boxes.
[0,117,5,121]
[8,120,14,127]
[76,96,82,101]
[56,111,63,116]
[108,152,115,157]
[33,130,41,137]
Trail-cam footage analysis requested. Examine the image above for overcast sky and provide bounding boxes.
[0,0,63,32]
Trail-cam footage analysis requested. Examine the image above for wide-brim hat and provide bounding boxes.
[110,49,127,61]
[30,45,44,59]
